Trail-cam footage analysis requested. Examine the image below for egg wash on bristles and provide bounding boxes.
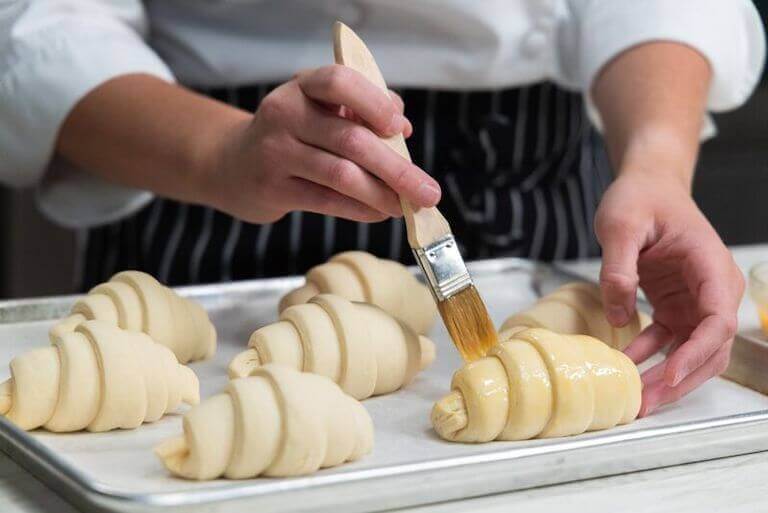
[437,285,498,361]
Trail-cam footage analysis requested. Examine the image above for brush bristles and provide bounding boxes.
[437,286,498,362]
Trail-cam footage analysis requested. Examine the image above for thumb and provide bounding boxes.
[596,220,641,327]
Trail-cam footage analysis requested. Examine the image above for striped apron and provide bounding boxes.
[79,82,613,290]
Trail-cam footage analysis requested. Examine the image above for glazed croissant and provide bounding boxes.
[431,328,640,443]
[229,294,436,400]
[279,251,436,335]
[501,282,651,350]
[50,270,216,363]
[155,364,374,480]
[0,321,199,432]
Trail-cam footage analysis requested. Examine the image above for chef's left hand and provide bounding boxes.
[594,170,744,417]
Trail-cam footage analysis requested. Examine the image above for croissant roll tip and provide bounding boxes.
[204,325,218,360]
[180,368,201,405]
[48,325,64,342]
[431,390,468,439]
[227,349,261,380]
[419,336,437,370]
[277,292,295,314]
[499,326,528,342]
[49,314,86,342]
[0,380,12,415]
[279,283,319,313]
[154,436,190,475]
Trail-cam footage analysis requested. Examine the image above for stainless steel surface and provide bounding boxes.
[412,236,470,301]
[0,258,767,513]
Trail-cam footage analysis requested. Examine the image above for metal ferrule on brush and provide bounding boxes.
[412,235,472,302]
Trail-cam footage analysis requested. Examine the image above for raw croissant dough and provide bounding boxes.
[431,327,640,442]
[279,251,436,335]
[155,364,374,480]
[50,271,216,363]
[229,294,436,400]
[0,320,199,432]
[501,282,651,350]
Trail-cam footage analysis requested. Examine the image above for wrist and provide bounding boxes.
[184,101,252,207]
[614,126,699,192]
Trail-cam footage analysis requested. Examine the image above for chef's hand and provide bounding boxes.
[207,65,440,223]
[595,170,744,417]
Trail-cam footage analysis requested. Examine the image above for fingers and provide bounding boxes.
[297,65,408,137]
[293,100,441,208]
[662,246,741,387]
[595,220,641,327]
[289,140,402,217]
[662,313,737,387]
[388,91,413,138]
[328,90,412,137]
[389,90,405,112]
[684,246,744,318]
[256,77,431,213]
[624,322,676,364]
[639,339,733,417]
[645,358,669,383]
[282,178,389,223]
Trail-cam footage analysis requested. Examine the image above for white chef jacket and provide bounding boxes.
[0,0,764,228]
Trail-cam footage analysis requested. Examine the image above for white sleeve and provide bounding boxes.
[558,0,766,138]
[0,0,175,228]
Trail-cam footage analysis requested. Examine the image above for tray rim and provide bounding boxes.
[3,407,768,512]
[0,257,543,324]
[1,257,767,512]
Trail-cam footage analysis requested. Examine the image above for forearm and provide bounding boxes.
[592,42,712,191]
[56,74,250,205]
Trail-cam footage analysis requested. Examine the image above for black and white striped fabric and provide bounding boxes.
[79,82,613,290]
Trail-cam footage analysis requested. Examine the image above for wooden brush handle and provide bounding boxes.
[333,21,450,249]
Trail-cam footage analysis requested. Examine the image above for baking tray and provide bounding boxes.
[1,258,768,513]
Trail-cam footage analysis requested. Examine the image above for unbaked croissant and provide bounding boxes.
[155,364,374,480]
[431,328,640,442]
[279,251,436,335]
[50,270,216,363]
[229,294,436,400]
[0,320,199,432]
[501,282,651,350]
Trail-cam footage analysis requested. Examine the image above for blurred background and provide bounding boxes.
[1,4,767,299]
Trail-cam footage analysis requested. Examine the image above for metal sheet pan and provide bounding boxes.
[1,258,767,513]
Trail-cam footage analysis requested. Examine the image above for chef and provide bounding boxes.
[0,1,764,415]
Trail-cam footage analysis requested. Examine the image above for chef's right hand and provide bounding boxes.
[206,65,441,224]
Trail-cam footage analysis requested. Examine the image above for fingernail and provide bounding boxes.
[403,118,414,138]
[417,182,441,207]
[663,362,685,387]
[668,368,685,387]
[607,305,629,325]
[639,399,657,418]
[386,114,407,135]
[623,345,640,363]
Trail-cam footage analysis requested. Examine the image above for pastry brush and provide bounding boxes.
[333,21,497,361]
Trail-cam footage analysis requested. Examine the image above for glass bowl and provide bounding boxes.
[749,261,768,336]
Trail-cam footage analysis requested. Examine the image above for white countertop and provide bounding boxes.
[1,244,766,513]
